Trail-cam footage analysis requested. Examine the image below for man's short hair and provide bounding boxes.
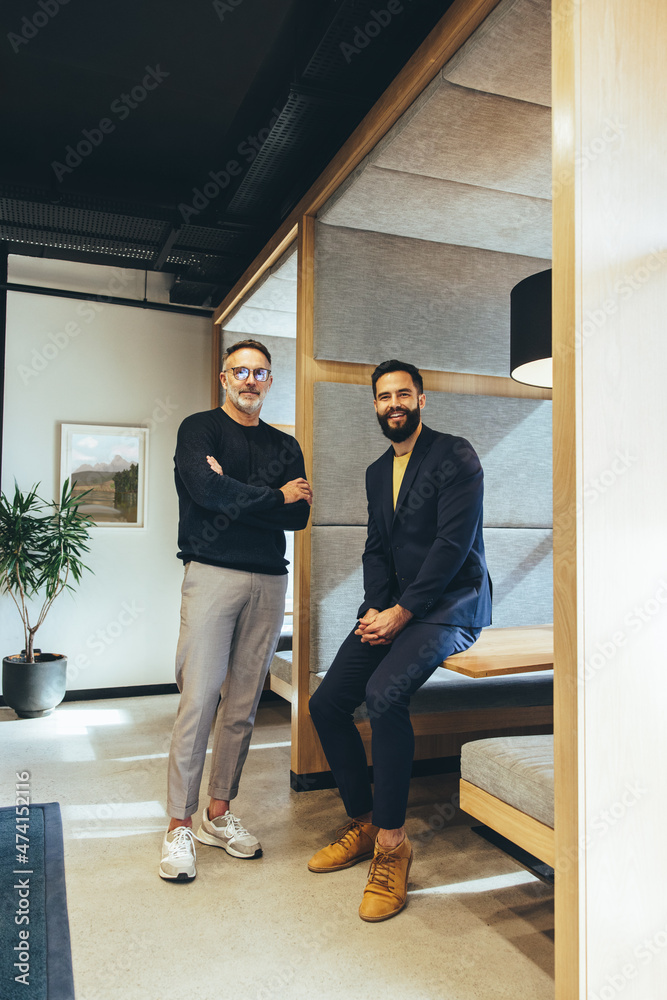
[371,359,423,397]
[222,338,272,369]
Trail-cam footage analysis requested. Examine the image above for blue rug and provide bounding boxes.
[0,803,75,999]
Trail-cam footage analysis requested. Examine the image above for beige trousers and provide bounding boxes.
[166,561,287,818]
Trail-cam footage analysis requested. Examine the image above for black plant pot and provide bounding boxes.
[2,653,67,718]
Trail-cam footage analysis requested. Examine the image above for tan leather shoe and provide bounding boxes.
[358,835,413,922]
[308,819,379,873]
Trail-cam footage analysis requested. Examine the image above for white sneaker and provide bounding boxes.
[159,826,197,881]
[195,809,262,858]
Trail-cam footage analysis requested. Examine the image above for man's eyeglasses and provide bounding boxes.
[224,367,271,382]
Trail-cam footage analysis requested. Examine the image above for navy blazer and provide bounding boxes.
[357,423,492,627]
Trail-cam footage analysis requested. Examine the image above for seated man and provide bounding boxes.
[308,359,491,921]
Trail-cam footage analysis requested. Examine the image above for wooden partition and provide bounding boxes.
[553,2,667,997]
[211,0,570,985]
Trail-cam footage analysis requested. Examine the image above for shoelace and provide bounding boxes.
[168,826,195,860]
[331,819,361,848]
[225,812,251,838]
[366,849,397,891]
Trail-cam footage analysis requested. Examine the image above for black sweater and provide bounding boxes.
[174,407,310,574]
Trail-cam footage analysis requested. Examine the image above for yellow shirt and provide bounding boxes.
[393,451,412,508]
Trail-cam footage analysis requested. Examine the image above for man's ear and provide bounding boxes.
[418,393,426,410]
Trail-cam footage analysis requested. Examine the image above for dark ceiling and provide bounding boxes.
[0,0,452,309]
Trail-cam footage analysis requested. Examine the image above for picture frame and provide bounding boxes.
[60,423,148,528]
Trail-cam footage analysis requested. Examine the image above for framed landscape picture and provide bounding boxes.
[60,424,148,527]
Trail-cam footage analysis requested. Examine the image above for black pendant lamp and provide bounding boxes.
[510,268,552,388]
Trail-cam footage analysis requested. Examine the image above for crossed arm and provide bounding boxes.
[205,454,312,507]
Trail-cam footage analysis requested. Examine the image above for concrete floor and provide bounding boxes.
[0,694,554,1000]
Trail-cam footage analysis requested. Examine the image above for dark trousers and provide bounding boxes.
[309,621,480,830]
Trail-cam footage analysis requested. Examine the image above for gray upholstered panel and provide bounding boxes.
[221,332,295,426]
[443,0,551,108]
[312,383,386,527]
[313,225,550,377]
[234,274,296,314]
[484,528,553,627]
[373,79,551,200]
[312,383,552,529]
[318,166,552,259]
[310,526,366,674]
[223,306,296,338]
[461,734,554,827]
[222,242,297,336]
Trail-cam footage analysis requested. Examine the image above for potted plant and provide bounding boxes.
[0,478,93,718]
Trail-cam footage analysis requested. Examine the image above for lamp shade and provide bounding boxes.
[510,268,552,388]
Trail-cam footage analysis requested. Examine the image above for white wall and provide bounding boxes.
[1,260,211,691]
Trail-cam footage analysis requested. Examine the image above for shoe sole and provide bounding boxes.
[195,826,262,858]
[159,867,196,882]
[308,851,374,873]
[358,851,413,922]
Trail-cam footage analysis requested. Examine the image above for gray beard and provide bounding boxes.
[227,388,262,414]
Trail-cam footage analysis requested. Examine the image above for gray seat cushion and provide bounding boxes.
[311,666,552,718]
[460,734,554,828]
[270,650,292,686]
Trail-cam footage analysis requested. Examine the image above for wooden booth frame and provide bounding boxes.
[213,0,589,995]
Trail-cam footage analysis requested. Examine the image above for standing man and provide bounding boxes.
[308,359,491,921]
[160,338,312,882]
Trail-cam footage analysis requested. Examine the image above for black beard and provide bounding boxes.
[376,404,421,442]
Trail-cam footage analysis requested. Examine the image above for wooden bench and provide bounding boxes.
[271,625,555,784]
[459,734,555,867]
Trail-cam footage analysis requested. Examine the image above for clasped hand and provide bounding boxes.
[355,605,413,645]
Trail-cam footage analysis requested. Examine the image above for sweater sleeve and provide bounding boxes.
[175,413,283,514]
[234,436,311,531]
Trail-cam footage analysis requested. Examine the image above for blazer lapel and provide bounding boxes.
[392,425,433,528]
[377,448,395,539]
